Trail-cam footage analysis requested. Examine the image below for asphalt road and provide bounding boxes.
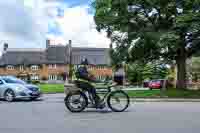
[0,94,200,133]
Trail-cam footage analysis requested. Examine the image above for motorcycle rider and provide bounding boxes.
[73,58,103,108]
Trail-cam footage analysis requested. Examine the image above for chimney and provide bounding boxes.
[68,40,72,59]
[68,40,72,46]
[46,39,50,48]
[68,40,72,55]
[3,43,8,52]
[68,40,72,60]
[68,40,73,83]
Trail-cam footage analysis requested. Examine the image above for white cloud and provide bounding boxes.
[0,0,48,55]
[51,5,110,48]
[0,0,110,56]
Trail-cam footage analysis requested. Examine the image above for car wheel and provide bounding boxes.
[4,89,15,102]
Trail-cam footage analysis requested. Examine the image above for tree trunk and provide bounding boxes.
[176,51,187,89]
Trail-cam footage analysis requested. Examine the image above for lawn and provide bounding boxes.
[39,83,106,94]
[39,84,64,94]
[39,84,200,98]
[126,89,200,98]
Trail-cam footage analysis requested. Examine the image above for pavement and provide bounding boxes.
[0,94,200,133]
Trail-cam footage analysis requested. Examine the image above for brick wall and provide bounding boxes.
[41,64,48,79]
[46,64,69,80]
[0,65,45,79]
[0,67,6,76]
[47,64,68,75]
[0,66,18,76]
[88,66,113,80]
[0,64,113,81]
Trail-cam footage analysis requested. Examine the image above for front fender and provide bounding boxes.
[5,85,20,94]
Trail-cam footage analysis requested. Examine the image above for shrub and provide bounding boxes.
[31,80,40,84]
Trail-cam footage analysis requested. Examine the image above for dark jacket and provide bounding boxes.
[76,66,98,82]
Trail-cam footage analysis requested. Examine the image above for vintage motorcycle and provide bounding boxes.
[64,81,130,113]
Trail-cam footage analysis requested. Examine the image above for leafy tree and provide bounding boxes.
[191,57,200,73]
[143,62,169,80]
[126,61,169,84]
[187,57,200,81]
[126,62,144,83]
[93,0,200,89]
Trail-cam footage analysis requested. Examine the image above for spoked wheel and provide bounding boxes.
[107,90,130,112]
[64,91,88,113]
[4,89,15,102]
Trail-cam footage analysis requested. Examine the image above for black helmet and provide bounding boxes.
[81,58,89,65]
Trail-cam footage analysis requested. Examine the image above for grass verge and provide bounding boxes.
[39,84,200,98]
[126,89,200,98]
[39,84,64,94]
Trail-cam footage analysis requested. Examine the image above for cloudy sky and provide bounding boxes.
[0,0,110,55]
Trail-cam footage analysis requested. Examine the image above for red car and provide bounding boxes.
[149,80,165,90]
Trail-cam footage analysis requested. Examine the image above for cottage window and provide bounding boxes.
[20,65,24,71]
[99,75,102,80]
[48,64,57,69]
[31,75,39,80]
[7,65,15,70]
[48,64,52,69]
[48,75,57,80]
[31,65,39,70]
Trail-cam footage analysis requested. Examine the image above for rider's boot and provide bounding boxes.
[95,96,105,109]
[87,101,96,108]
[97,102,105,109]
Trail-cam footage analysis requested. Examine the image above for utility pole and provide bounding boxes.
[68,40,73,83]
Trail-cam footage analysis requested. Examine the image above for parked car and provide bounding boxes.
[149,79,166,90]
[0,76,41,102]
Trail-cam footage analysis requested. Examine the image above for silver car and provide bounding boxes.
[0,76,41,102]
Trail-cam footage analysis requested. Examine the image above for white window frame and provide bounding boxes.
[99,75,102,80]
[31,75,39,81]
[7,65,15,70]
[48,75,57,80]
[48,64,52,69]
[31,65,39,71]
[19,65,24,71]
[48,64,57,69]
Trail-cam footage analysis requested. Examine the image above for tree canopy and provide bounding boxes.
[93,0,200,89]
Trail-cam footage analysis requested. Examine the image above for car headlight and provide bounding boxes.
[15,86,24,91]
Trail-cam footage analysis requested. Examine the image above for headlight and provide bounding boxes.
[15,86,24,91]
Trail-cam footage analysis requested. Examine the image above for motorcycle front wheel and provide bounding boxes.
[64,91,88,113]
[107,90,130,112]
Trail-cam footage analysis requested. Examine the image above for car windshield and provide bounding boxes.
[2,78,26,84]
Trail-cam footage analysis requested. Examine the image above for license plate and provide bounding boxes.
[32,92,39,95]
